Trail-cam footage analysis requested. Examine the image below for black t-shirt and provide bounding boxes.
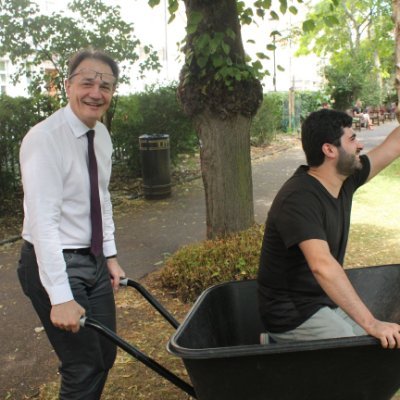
[257,155,370,333]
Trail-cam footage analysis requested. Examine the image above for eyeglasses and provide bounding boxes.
[68,68,117,89]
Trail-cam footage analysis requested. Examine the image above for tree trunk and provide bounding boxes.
[393,0,400,121]
[179,0,263,239]
[193,109,254,239]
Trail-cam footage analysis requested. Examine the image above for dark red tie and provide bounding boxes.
[87,130,103,256]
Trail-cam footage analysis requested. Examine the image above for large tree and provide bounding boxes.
[297,0,394,109]
[150,0,304,239]
[0,0,160,104]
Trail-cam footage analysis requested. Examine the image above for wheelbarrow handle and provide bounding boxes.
[119,277,179,329]
[80,317,197,399]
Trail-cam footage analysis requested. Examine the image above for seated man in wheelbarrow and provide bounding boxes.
[258,108,400,349]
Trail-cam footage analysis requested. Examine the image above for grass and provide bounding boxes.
[35,158,400,400]
[345,159,400,267]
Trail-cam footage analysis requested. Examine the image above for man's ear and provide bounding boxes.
[64,79,70,98]
[321,143,338,159]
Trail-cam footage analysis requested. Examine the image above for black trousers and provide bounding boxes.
[18,241,117,400]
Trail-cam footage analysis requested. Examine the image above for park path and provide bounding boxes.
[0,120,396,399]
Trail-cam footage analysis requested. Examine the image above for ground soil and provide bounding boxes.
[2,132,400,399]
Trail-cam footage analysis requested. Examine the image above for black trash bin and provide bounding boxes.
[139,134,171,199]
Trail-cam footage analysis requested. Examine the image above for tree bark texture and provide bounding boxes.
[193,110,254,239]
[393,0,400,121]
[179,0,263,239]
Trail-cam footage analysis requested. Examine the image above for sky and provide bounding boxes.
[110,0,324,93]
[16,0,323,94]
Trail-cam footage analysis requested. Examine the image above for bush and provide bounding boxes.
[250,90,329,145]
[0,94,56,214]
[111,84,198,177]
[160,224,264,302]
[250,92,287,145]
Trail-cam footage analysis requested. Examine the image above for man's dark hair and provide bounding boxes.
[67,48,119,81]
[301,109,353,167]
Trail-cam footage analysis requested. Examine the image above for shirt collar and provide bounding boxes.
[64,104,98,138]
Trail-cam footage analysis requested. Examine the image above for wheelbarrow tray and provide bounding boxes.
[168,264,400,400]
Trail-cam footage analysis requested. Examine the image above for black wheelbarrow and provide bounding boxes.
[81,264,400,400]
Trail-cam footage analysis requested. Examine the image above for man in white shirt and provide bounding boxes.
[18,49,125,399]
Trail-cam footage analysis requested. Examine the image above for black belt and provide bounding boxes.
[63,248,91,256]
[24,241,91,256]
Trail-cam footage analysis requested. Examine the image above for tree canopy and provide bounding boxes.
[296,0,395,109]
[0,0,160,103]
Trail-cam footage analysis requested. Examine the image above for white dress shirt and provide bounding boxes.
[20,104,117,305]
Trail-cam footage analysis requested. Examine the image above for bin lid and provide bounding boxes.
[139,134,169,140]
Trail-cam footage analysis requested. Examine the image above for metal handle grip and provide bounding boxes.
[119,278,179,329]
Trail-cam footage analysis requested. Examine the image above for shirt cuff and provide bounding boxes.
[46,283,74,305]
[103,239,117,259]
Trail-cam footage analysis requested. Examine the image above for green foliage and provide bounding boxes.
[0,94,56,214]
[296,0,392,57]
[298,90,331,116]
[324,48,382,110]
[250,92,287,145]
[150,0,308,93]
[296,0,394,111]
[111,84,198,177]
[251,90,329,145]
[160,224,264,302]
[0,0,160,104]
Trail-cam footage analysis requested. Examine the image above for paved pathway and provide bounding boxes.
[0,120,396,399]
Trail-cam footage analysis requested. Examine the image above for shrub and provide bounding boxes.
[250,92,287,145]
[111,84,198,178]
[160,224,264,302]
[0,94,55,215]
[251,90,329,145]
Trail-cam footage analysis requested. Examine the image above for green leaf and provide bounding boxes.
[252,60,263,70]
[187,11,203,34]
[210,37,220,54]
[168,0,179,13]
[256,52,269,59]
[212,54,224,68]
[221,42,230,55]
[256,9,265,18]
[196,33,211,51]
[197,56,208,68]
[226,28,236,40]
[277,65,285,71]
[270,30,281,37]
[148,0,160,7]
[187,23,197,34]
[323,15,339,27]
[266,44,276,51]
[289,6,297,15]
[302,19,316,33]
[270,11,279,20]
[279,0,287,14]
[262,0,272,8]
[190,10,203,25]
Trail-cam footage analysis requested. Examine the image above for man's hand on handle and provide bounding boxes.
[51,300,86,333]
[107,257,125,291]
